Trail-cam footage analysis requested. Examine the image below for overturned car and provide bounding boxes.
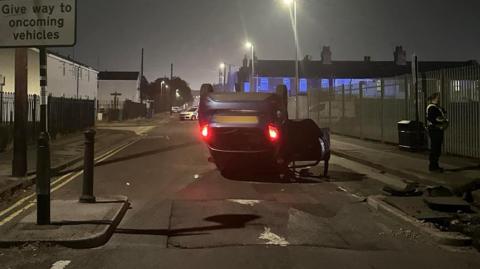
[198,84,330,178]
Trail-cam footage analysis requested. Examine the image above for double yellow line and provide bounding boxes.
[0,139,139,226]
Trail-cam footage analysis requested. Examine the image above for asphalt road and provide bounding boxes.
[1,117,479,269]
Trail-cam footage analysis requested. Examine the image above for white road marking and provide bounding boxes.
[227,199,260,207]
[337,186,348,193]
[259,227,289,246]
[50,260,71,269]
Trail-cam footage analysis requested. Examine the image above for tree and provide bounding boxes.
[145,76,193,112]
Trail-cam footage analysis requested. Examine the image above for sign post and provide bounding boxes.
[1,0,77,225]
[0,75,4,124]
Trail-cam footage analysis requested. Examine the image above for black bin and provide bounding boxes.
[397,120,426,151]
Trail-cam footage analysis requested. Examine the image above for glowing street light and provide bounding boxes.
[245,41,255,92]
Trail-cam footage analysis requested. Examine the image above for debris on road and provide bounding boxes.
[227,199,260,207]
[259,227,289,247]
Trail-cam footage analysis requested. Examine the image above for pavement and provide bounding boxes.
[0,196,129,249]
[330,134,480,194]
[0,117,479,268]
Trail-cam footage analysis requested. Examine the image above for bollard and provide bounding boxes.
[36,132,51,225]
[79,129,96,203]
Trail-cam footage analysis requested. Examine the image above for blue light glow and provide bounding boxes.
[283,78,291,92]
[244,82,250,92]
[300,79,307,92]
[259,77,269,92]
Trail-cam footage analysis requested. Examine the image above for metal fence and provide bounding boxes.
[300,65,480,159]
[98,100,146,121]
[48,96,96,139]
[0,93,95,151]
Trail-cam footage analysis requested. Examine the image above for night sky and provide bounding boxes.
[57,0,480,90]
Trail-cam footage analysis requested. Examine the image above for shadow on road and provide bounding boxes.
[114,214,260,237]
[54,141,201,177]
[221,169,325,184]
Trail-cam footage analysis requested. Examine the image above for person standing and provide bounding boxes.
[426,92,449,172]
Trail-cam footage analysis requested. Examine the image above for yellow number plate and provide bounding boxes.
[213,115,259,124]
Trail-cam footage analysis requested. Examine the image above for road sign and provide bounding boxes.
[0,0,76,48]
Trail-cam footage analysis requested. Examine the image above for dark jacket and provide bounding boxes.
[427,103,449,130]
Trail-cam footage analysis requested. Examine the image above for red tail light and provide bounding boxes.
[267,124,280,142]
[201,124,210,139]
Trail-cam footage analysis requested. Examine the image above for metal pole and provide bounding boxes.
[294,0,299,119]
[251,46,255,92]
[223,65,227,91]
[40,48,48,132]
[414,55,419,123]
[12,48,28,177]
[140,48,144,104]
[0,76,4,125]
[36,132,51,224]
[79,129,96,203]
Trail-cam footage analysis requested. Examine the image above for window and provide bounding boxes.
[299,79,307,93]
[259,77,269,92]
[244,82,250,92]
[282,78,291,92]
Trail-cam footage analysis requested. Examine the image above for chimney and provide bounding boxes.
[242,55,248,68]
[394,46,407,66]
[364,56,371,62]
[321,46,332,64]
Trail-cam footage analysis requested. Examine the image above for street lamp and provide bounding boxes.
[282,0,299,118]
[245,41,255,92]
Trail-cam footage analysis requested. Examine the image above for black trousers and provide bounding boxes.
[429,129,444,169]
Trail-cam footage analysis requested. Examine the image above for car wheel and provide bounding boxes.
[192,116,197,121]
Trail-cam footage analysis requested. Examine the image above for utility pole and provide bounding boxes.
[139,48,144,104]
[12,48,28,177]
[170,63,174,80]
[111,91,122,110]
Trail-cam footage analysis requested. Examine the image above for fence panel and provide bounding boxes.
[303,65,480,159]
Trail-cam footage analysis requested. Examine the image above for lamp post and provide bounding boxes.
[245,41,255,92]
[282,0,299,118]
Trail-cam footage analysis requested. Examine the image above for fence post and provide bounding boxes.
[404,75,409,119]
[380,79,385,143]
[32,95,37,143]
[359,81,364,140]
[328,78,333,127]
[0,88,3,125]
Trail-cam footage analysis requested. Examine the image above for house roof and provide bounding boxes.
[251,60,477,79]
[46,49,98,72]
[98,72,140,81]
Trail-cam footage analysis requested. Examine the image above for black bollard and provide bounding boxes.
[79,129,96,203]
[36,132,51,225]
